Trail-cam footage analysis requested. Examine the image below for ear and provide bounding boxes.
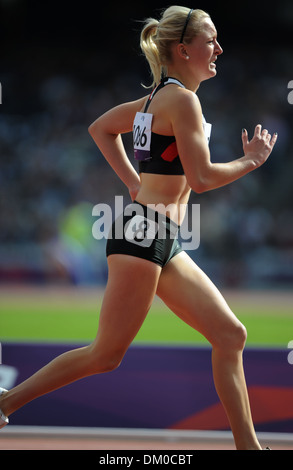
[176,43,189,60]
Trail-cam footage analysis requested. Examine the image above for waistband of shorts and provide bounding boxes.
[128,200,179,237]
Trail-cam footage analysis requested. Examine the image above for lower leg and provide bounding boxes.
[156,254,261,450]
[212,347,261,450]
[0,344,109,417]
[0,256,161,420]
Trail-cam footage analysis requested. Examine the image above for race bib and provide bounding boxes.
[133,112,153,161]
[202,115,212,144]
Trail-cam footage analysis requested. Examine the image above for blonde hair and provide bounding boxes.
[140,6,210,88]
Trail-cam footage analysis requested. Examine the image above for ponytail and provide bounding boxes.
[139,6,210,88]
[140,18,163,88]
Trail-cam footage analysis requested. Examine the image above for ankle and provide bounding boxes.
[235,435,262,450]
[0,388,9,428]
[0,389,9,417]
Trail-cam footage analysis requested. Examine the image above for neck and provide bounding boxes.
[166,67,200,93]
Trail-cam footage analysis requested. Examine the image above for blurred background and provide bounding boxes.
[0,0,292,289]
[1,0,293,443]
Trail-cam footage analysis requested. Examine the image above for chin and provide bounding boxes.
[201,71,217,83]
[209,65,217,75]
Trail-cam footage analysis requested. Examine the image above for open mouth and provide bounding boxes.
[210,58,217,68]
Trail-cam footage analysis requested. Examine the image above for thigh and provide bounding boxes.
[92,254,161,356]
[156,251,243,348]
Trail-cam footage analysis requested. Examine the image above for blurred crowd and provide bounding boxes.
[0,42,292,288]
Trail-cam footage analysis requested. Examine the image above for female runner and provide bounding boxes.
[0,6,277,450]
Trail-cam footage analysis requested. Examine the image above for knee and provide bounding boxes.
[214,320,247,354]
[99,353,123,373]
[86,346,125,374]
[232,322,247,351]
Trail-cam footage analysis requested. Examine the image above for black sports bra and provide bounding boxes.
[133,77,212,176]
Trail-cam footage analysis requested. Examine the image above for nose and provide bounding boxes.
[215,40,223,55]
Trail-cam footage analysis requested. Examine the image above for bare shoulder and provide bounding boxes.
[166,87,203,130]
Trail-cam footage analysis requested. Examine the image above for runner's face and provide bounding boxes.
[187,18,223,82]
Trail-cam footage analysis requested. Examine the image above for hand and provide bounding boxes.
[242,125,278,168]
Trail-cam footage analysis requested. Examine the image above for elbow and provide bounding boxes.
[192,182,207,194]
[88,119,116,140]
[88,119,105,147]
[184,161,212,193]
[188,176,209,194]
[88,120,97,137]
[88,116,104,138]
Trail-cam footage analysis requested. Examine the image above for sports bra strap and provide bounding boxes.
[144,77,186,113]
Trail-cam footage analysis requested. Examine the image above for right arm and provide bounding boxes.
[171,90,278,193]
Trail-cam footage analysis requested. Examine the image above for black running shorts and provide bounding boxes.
[106,201,182,268]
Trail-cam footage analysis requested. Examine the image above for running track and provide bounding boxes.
[0,427,292,450]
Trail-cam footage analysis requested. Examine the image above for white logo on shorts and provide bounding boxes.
[124,215,158,247]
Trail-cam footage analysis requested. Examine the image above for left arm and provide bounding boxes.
[88,97,147,200]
